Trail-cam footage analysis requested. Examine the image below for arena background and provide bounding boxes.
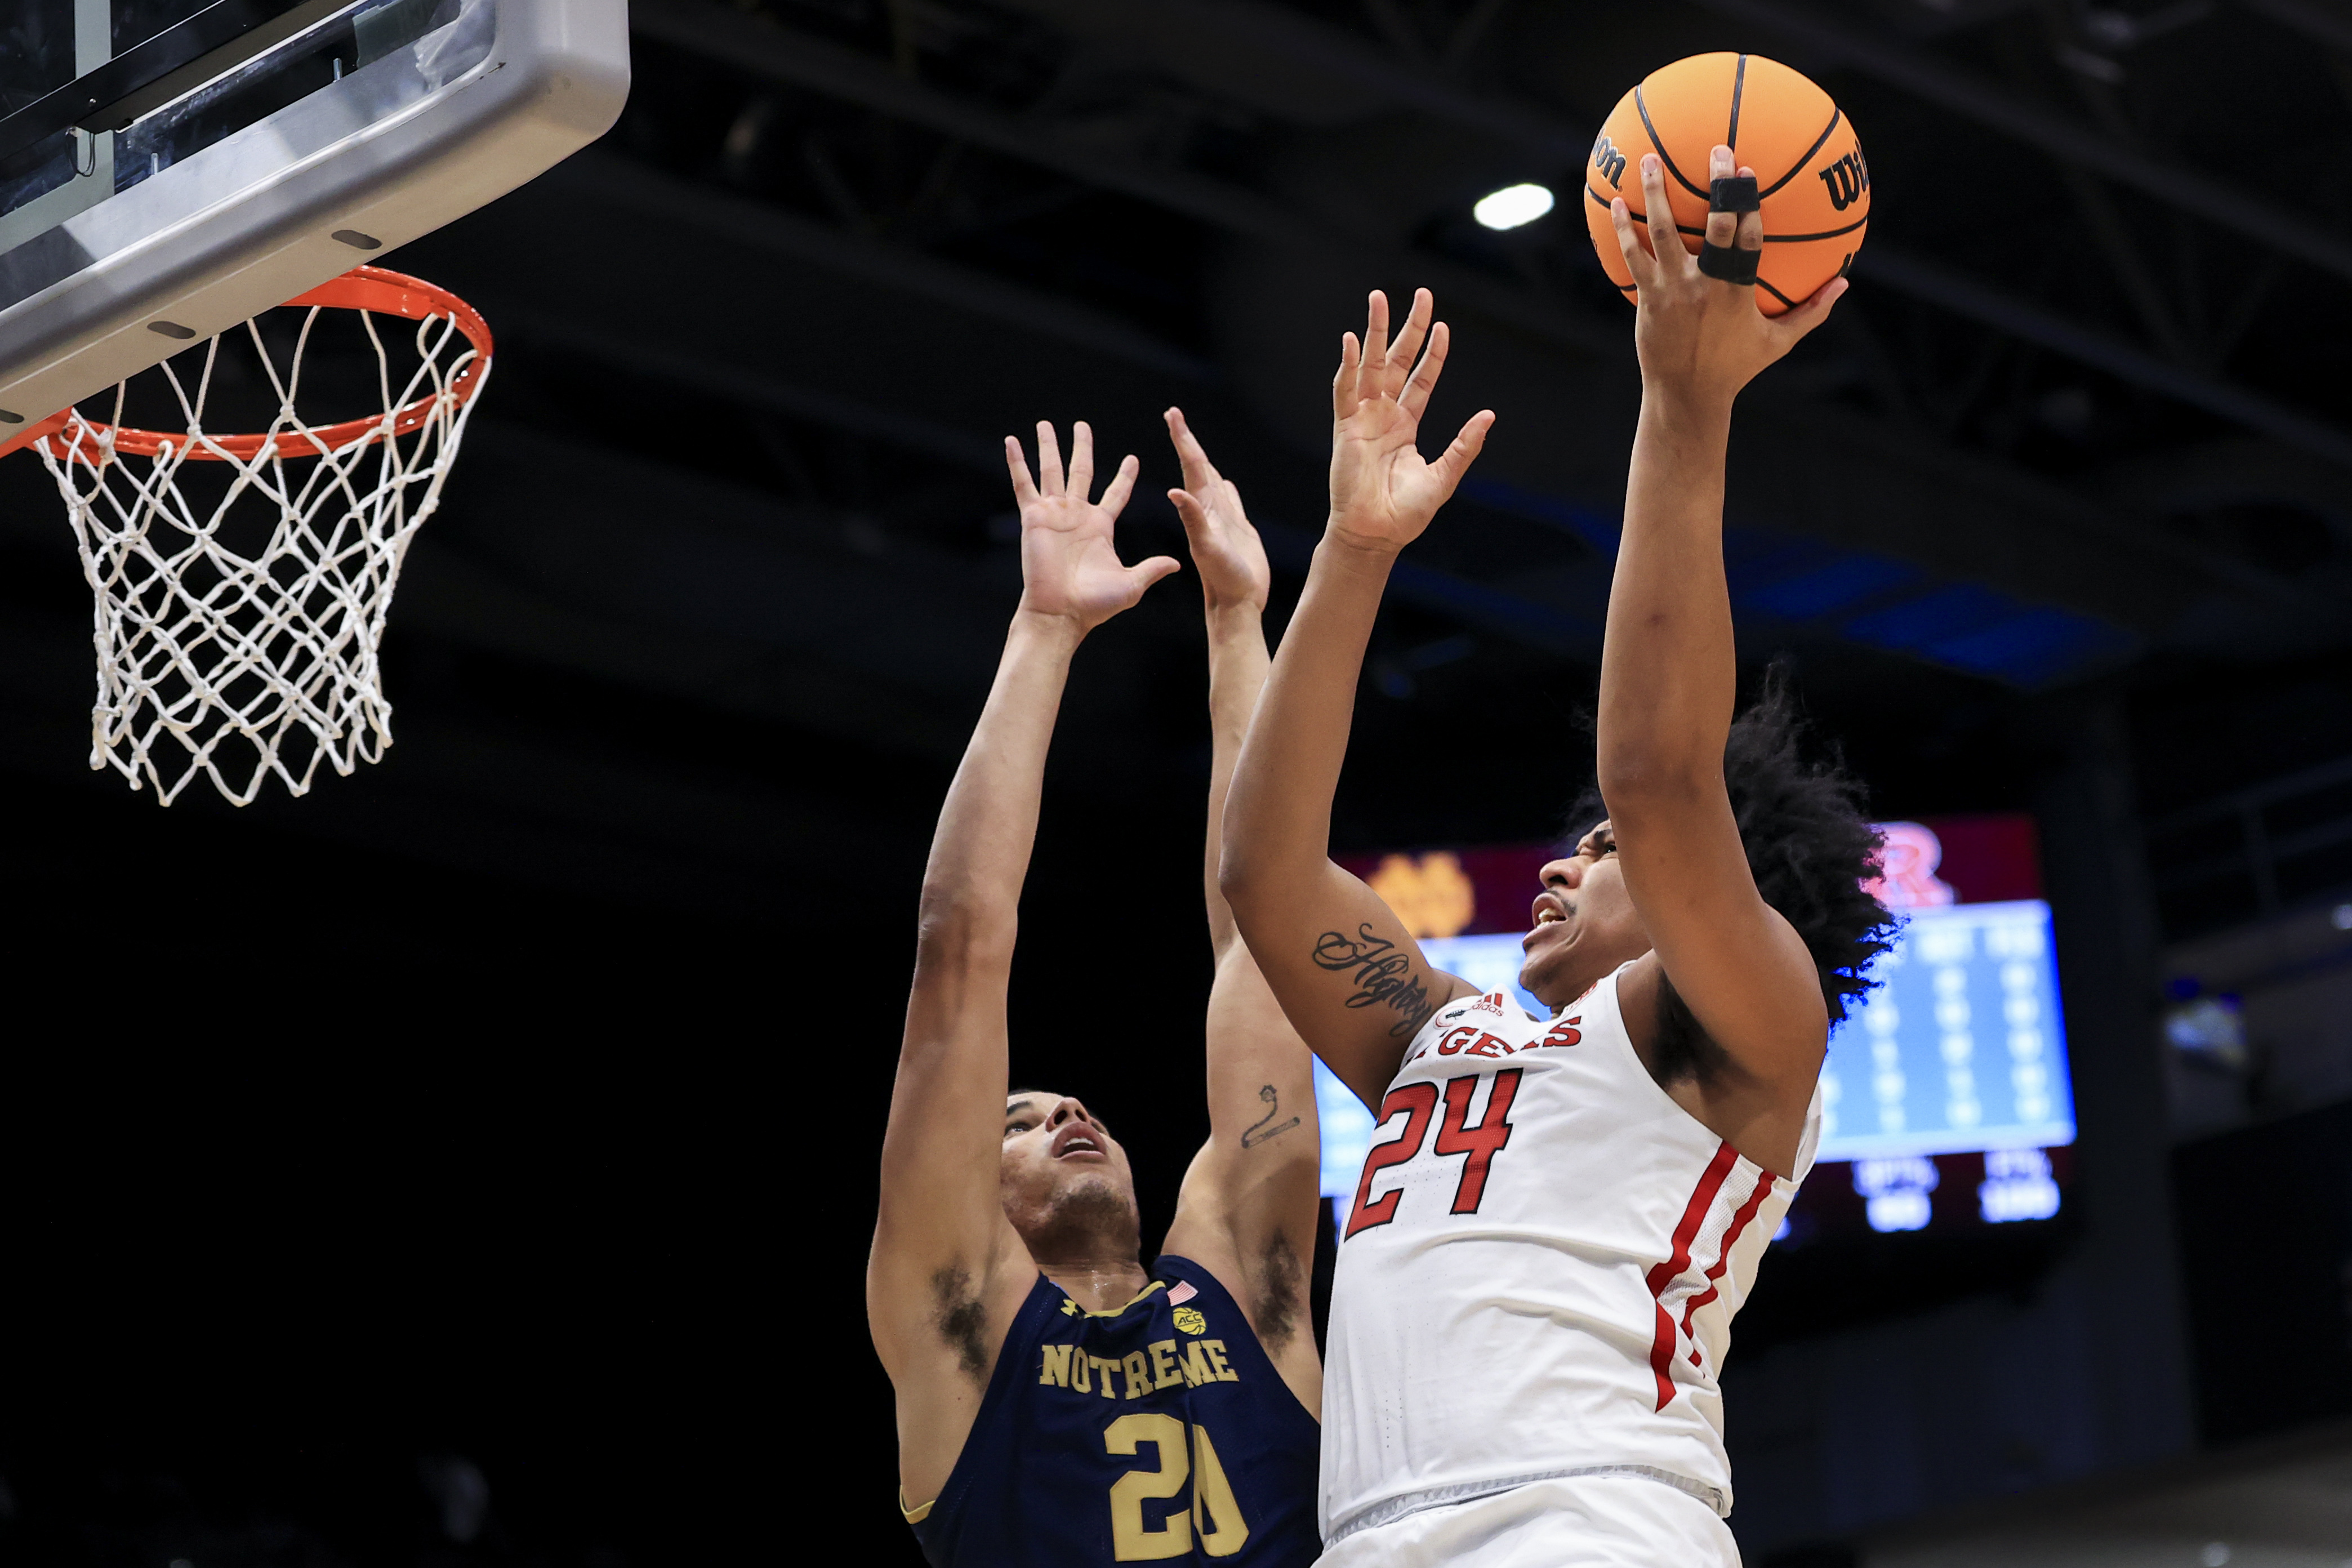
[1,0,2349,1563]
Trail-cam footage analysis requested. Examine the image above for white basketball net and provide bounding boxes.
[36,306,486,805]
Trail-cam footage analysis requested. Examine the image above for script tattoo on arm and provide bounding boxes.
[1312,925,1438,1039]
[1240,1084,1300,1149]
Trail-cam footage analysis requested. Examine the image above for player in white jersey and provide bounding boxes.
[1215,146,1898,1564]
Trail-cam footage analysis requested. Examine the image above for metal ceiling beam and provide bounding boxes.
[1862,246,2352,472]
[538,162,2283,664]
[743,0,2352,475]
[1043,0,2352,474]
[986,0,1589,158]
[630,0,1618,359]
[495,155,1221,388]
[1686,0,2352,288]
[622,6,2331,612]
[1004,0,2352,295]
[446,158,1614,661]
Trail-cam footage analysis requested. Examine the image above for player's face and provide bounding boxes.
[1520,819,1653,1008]
[1000,1092,1142,1255]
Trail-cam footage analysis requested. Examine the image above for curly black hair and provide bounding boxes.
[1565,669,1898,1083]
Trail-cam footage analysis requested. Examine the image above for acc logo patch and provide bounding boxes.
[1172,1307,1207,1335]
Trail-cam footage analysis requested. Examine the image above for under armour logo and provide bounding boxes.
[1818,150,1869,212]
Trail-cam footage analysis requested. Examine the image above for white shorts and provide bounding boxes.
[1315,1472,1742,1568]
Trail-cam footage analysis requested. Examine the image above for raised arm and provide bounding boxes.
[868,422,1177,1504]
[1219,289,1495,1109]
[1599,149,1845,1142]
[1152,409,1325,1414]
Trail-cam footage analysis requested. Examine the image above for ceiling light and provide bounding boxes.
[1473,182,1554,230]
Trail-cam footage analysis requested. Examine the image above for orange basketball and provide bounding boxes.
[1583,52,1868,317]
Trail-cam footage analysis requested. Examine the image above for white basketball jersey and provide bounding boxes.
[1319,963,1821,1547]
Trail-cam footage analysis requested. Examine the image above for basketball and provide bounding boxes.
[1584,52,1868,316]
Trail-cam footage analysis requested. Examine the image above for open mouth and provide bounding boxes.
[1523,897,1570,951]
[1052,1126,1107,1160]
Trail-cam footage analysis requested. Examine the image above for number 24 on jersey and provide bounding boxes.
[1346,1069,1522,1240]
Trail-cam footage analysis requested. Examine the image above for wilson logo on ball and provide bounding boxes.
[1591,133,1628,187]
[1818,150,1870,212]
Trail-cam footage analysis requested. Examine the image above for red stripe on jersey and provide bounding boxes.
[1682,1170,1776,1365]
[1645,1141,1739,1411]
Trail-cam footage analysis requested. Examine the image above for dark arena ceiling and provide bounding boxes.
[2,1,2351,1565]
[8,0,2350,929]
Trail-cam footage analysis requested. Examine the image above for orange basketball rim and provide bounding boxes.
[0,266,493,463]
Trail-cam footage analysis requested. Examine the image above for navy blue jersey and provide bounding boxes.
[907,1254,1320,1566]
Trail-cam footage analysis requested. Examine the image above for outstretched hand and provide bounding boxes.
[1006,421,1181,634]
[1164,407,1269,614]
[1328,288,1495,556]
[1610,145,1846,409]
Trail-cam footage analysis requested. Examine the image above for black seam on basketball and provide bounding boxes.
[1757,277,1799,308]
[1580,185,1712,237]
[1763,215,1869,242]
[1728,55,1747,149]
[1759,108,1842,200]
[1584,182,1704,235]
[1634,86,1710,199]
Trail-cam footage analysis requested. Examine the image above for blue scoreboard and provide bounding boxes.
[1816,898,2074,1160]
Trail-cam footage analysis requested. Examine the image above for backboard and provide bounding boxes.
[0,0,627,446]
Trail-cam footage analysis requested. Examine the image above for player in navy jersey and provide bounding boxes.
[868,412,1324,1565]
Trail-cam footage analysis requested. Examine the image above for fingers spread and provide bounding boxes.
[1705,145,1737,251]
[1036,420,1064,496]
[1169,487,1211,542]
[1333,331,1362,417]
[1362,290,1391,386]
[1098,452,1139,516]
[1165,406,1216,491]
[1004,435,1039,506]
[1401,319,1451,420]
[1128,555,1183,595]
[1068,420,1095,498]
[1772,275,1848,345]
[1609,196,1655,288]
[1641,154,1685,275]
[1388,288,1435,401]
[1430,408,1496,494]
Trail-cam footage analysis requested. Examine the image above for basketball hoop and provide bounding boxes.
[21,266,491,807]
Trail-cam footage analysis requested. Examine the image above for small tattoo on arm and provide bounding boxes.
[1241,1084,1300,1148]
[1313,925,1438,1039]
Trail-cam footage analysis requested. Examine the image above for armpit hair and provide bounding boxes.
[1250,1231,1305,1355]
[931,1265,989,1382]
